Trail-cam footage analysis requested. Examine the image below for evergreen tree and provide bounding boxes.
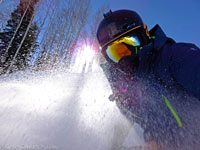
[0,0,39,74]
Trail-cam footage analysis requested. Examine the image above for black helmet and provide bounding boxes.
[96,9,149,49]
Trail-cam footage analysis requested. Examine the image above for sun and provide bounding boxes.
[70,44,98,73]
[82,45,95,63]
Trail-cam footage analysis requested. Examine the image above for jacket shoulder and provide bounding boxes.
[170,42,199,50]
[166,42,200,61]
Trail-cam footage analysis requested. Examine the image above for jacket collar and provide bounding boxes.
[149,24,169,50]
[137,25,169,75]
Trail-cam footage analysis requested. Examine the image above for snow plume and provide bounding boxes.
[0,68,145,150]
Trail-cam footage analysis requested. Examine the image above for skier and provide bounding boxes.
[96,9,200,150]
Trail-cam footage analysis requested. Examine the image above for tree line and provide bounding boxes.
[0,0,108,75]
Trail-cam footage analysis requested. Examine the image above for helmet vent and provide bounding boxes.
[122,22,136,30]
[103,10,112,18]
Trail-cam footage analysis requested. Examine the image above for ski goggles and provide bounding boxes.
[102,36,141,63]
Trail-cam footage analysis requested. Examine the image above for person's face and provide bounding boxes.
[101,35,141,75]
[101,36,140,63]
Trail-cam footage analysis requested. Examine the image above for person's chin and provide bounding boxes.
[116,56,138,75]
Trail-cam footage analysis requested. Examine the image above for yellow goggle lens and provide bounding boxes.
[105,36,140,63]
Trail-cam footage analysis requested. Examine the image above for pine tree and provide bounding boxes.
[0,0,39,74]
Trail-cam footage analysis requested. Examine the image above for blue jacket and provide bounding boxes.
[138,24,200,100]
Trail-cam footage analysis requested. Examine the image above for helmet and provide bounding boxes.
[96,9,150,50]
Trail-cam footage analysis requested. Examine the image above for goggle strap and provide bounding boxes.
[135,47,138,54]
[102,26,141,49]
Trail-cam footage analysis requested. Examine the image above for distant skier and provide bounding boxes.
[96,9,200,150]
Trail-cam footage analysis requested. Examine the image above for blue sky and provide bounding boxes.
[91,0,200,47]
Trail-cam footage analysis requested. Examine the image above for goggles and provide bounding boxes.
[102,36,141,63]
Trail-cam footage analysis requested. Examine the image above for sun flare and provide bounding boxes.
[71,44,98,73]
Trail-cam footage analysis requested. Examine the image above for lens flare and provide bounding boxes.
[71,44,98,73]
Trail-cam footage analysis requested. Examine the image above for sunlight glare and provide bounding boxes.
[82,45,95,63]
[71,44,97,73]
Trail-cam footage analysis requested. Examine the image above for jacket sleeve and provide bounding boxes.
[168,43,200,99]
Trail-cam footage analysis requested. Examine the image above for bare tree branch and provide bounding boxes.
[1,0,32,63]
[6,7,35,73]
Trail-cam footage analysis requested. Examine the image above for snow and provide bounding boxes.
[0,68,145,150]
